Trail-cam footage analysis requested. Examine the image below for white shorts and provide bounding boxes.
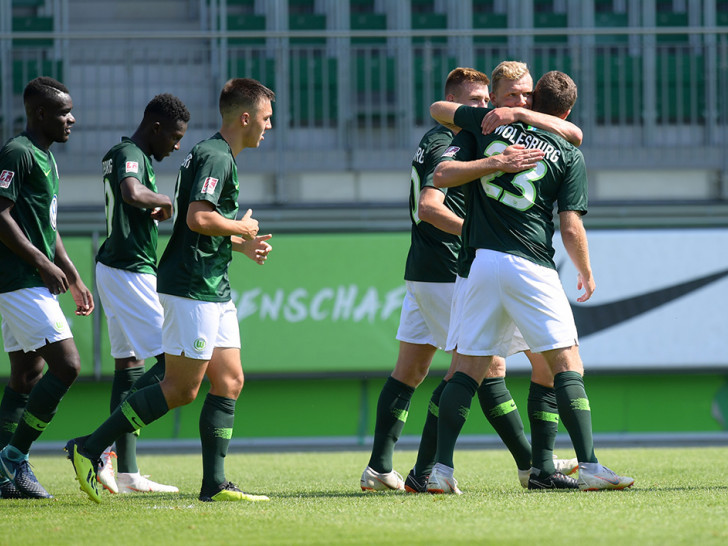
[446,274,529,355]
[457,249,578,357]
[96,262,163,360]
[444,275,467,352]
[395,281,454,350]
[0,287,73,352]
[159,294,241,361]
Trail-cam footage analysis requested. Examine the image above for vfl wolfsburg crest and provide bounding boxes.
[54,320,65,332]
[193,338,207,352]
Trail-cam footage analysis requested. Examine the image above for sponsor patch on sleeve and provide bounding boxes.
[441,146,460,158]
[201,177,219,195]
[125,161,139,173]
[0,170,15,188]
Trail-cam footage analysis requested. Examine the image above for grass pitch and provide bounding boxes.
[3,446,727,545]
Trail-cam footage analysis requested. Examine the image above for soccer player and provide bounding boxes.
[429,61,585,490]
[360,66,582,493]
[426,71,634,493]
[93,94,190,494]
[0,77,93,499]
[66,78,275,504]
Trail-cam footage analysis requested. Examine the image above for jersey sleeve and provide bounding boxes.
[556,148,588,215]
[440,129,479,164]
[453,105,492,134]
[189,152,232,206]
[0,143,33,203]
[421,132,454,192]
[112,146,145,185]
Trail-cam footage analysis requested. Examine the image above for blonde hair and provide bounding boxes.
[490,61,530,94]
[444,67,490,96]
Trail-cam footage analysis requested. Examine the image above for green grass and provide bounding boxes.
[3,447,728,545]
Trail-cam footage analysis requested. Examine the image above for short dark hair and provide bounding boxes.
[444,67,490,96]
[532,71,578,117]
[23,76,69,108]
[144,93,191,124]
[219,78,275,117]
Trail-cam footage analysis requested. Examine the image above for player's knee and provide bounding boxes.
[53,356,81,386]
[227,372,245,398]
[486,357,506,377]
[391,367,426,388]
[172,386,199,407]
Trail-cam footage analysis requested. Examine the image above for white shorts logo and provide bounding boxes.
[0,170,15,188]
[193,338,207,352]
[201,177,218,195]
[125,161,139,173]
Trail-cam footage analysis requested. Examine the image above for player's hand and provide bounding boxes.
[575,272,595,303]
[69,280,94,315]
[481,107,519,135]
[151,203,173,221]
[497,145,545,173]
[38,262,70,295]
[240,234,272,265]
[238,209,259,241]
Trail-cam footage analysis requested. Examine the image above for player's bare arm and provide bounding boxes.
[433,145,546,189]
[559,210,594,303]
[417,187,463,236]
[232,234,272,265]
[120,176,173,221]
[429,101,461,129]
[54,232,94,315]
[0,196,69,295]
[482,107,583,146]
[187,200,259,240]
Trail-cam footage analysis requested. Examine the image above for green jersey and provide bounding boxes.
[96,138,159,274]
[157,133,239,302]
[447,107,588,269]
[404,124,465,283]
[0,134,59,293]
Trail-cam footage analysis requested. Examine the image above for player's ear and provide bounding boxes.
[150,121,161,134]
[240,112,250,126]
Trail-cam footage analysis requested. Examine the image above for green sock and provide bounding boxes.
[199,393,236,490]
[435,372,478,469]
[554,371,597,463]
[0,386,29,450]
[128,355,166,394]
[111,367,145,474]
[10,372,69,454]
[477,377,531,471]
[367,376,415,474]
[412,379,447,478]
[84,383,169,460]
[528,382,559,476]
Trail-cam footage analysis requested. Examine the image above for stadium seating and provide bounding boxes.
[289,53,338,126]
[533,11,568,45]
[12,15,53,47]
[594,50,640,124]
[227,14,266,45]
[472,10,508,45]
[350,12,387,45]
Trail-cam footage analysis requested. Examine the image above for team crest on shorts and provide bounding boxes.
[0,170,15,188]
[193,338,207,352]
[125,161,139,173]
[201,177,218,195]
